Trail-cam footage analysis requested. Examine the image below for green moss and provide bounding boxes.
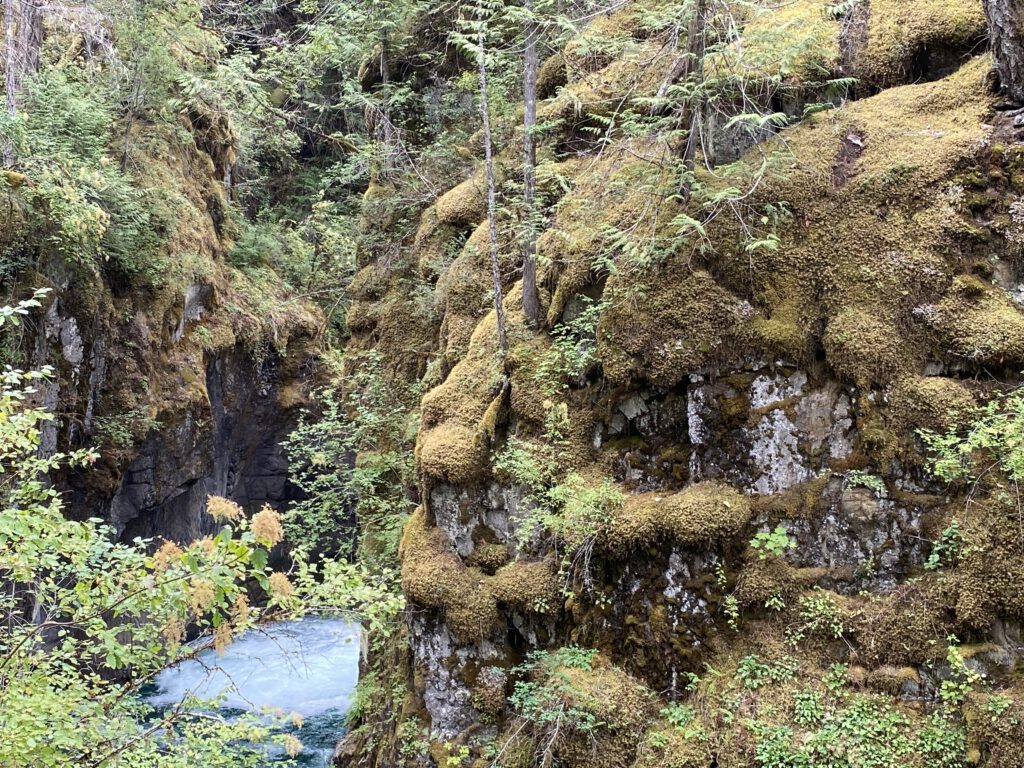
[539,656,654,768]
[857,0,986,89]
[929,276,1024,367]
[855,583,950,666]
[888,375,977,432]
[964,691,1024,767]
[536,54,567,99]
[823,308,911,387]
[416,423,488,486]
[347,264,388,301]
[737,558,827,608]
[605,482,752,557]
[598,270,752,388]
[710,0,841,86]
[634,722,710,768]
[466,542,511,573]
[399,508,501,642]
[487,559,562,614]
[434,170,487,226]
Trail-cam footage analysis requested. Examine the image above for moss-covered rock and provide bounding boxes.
[400,508,502,642]
[856,0,987,90]
[487,558,562,615]
[605,482,752,556]
[598,271,752,388]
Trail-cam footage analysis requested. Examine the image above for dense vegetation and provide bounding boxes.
[3,0,1024,767]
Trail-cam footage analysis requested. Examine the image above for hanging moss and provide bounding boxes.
[416,423,488,486]
[487,559,562,615]
[399,508,502,642]
[605,482,752,557]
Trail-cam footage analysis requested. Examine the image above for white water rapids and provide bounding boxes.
[147,617,361,766]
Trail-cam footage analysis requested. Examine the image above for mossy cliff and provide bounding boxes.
[2,115,323,541]
[340,0,1024,765]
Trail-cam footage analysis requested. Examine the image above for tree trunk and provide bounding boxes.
[17,0,41,80]
[681,0,708,173]
[477,23,509,355]
[4,0,17,167]
[985,0,1024,103]
[521,0,541,328]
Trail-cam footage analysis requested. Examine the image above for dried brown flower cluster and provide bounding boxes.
[252,504,284,547]
[207,495,243,522]
[268,571,293,599]
[152,539,182,572]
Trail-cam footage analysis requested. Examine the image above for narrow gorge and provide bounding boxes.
[3,1,1024,767]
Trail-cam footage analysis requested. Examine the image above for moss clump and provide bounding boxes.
[471,666,508,717]
[417,314,507,486]
[598,271,751,388]
[857,0,986,89]
[539,147,677,326]
[748,294,813,363]
[888,375,977,432]
[347,264,388,301]
[736,558,828,608]
[536,54,567,98]
[964,691,1024,768]
[435,170,487,226]
[950,499,1024,629]
[412,206,465,281]
[538,656,654,768]
[855,583,950,666]
[400,508,501,642]
[605,482,752,557]
[823,308,910,386]
[416,423,488,486]
[926,276,1024,367]
[466,542,511,573]
[487,559,562,614]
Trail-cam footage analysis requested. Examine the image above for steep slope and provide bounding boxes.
[341,0,1024,765]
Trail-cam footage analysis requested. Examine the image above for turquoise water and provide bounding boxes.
[147,617,361,766]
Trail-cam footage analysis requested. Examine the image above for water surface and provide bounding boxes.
[148,617,361,766]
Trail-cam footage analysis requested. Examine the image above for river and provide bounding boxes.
[146,617,361,766]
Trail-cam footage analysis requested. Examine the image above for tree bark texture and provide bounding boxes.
[985,0,1024,103]
[521,0,540,328]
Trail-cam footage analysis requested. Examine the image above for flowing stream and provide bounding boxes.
[146,617,361,766]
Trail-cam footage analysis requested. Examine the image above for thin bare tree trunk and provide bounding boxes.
[681,0,707,174]
[4,0,17,167]
[477,22,509,355]
[17,0,41,78]
[520,0,541,328]
[985,0,1024,103]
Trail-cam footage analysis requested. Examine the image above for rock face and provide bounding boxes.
[109,349,305,543]
[16,143,321,545]
[331,1,1024,763]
